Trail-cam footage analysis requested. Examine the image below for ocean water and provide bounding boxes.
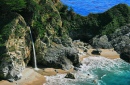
[60,0,130,16]
[44,1,130,85]
[44,56,130,85]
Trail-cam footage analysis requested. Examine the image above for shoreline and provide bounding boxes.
[79,49,120,61]
[0,49,120,85]
[0,68,74,85]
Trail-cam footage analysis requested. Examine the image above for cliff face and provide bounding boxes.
[29,0,79,69]
[0,13,31,80]
[0,0,80,80]
[91,24,130,62]
[0,0,130,81]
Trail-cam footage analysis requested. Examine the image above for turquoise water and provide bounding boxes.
[44,1,130,85]
[60,0,130,16]
[45,56,130,85]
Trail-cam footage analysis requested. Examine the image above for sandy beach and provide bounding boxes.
[0,49,120,85]
[79,49,120,61]
[0,67,73,85]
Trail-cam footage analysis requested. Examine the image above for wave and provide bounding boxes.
[44,56,130,85]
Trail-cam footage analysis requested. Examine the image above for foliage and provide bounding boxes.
[59,4,130,41]
[33,20,46,38]
[0,0,130,44]
[0,0,26,12]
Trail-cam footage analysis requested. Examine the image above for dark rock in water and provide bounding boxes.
[91,49,102,55]
[65,73,75,79]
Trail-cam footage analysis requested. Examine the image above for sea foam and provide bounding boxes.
[44,56,130,85]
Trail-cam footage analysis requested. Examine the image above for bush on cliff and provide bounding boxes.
[0,0,26,13]
[59,4,130,41]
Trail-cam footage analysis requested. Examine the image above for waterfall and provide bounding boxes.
[29,27,38,70]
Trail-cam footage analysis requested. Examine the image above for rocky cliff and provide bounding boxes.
[91,24,130,62]
[0,0,130,81]
[0,0,80,80]
[0,13,31,81]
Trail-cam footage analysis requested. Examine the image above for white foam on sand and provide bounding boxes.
[44,56,130,85]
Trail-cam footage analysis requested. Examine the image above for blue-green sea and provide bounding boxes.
[45,56,130,85]
[44,1,130,85]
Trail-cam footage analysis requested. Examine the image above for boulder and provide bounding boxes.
[65,73,75,79]
[91,49,102,55]
[90,24,130,62]
[36,43,79,70]
[91,35,113,49]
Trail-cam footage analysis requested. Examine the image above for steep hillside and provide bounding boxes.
[0,0,79,81]
[59,4,130,41]
[91,24,130,62]
[0,0,130,81]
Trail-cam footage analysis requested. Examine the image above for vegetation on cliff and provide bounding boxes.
[0,0,130,42]
[0,0,26,13]
[59,4,130,41]
[0,0,130,80]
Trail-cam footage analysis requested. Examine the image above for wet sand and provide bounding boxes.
[0,67,73,85]
[79,49,120,61]
[0,49,120,85]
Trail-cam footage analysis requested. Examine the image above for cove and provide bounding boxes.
[44,56,130,85]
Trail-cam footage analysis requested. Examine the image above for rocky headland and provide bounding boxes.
[0,0,130,85]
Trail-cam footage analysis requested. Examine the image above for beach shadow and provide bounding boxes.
[120,53,130,62]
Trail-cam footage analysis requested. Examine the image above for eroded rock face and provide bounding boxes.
[91,35,113,49]
[35,39,79,70]
[0,13,31,80]
[110,25,130,62]
[91,24,130,62]
[31,0,80,70]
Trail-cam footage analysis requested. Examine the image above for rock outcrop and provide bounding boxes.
[91,24,130,62]
[25,0,80,70]
[1,0,130,81]
[110,24,130,62]
[36,44,79,70]
[0,13,31,80]
[0,0,80,81]
[91,35,113,49]
[65,73,75,79]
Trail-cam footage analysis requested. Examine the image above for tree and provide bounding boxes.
[0,0,26,13]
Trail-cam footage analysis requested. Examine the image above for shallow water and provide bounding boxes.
[44,56,130,85]
[60,0,130,16]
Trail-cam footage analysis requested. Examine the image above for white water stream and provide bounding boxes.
[29,27,38,70]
